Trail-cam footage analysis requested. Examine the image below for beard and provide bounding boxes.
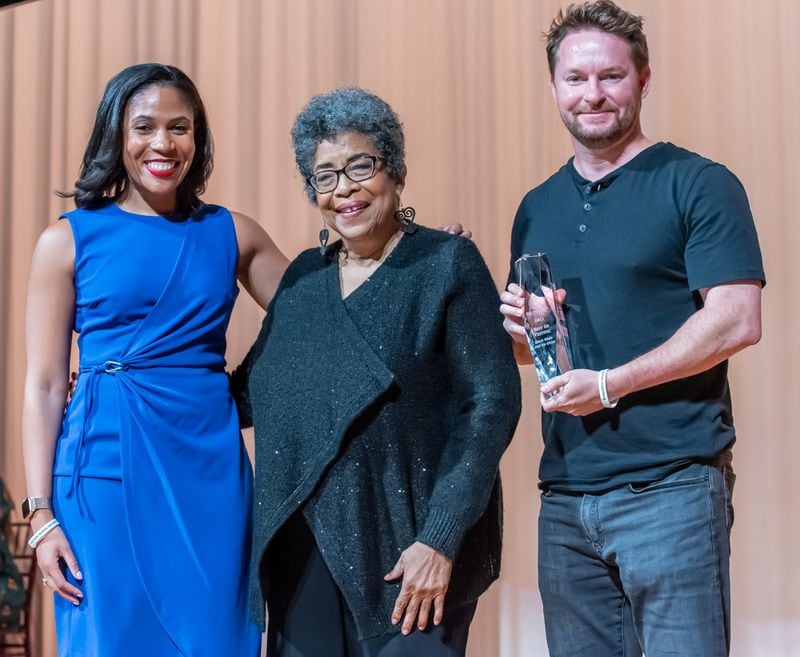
[562,100,641,149]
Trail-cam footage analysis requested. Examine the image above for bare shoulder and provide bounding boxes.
[32,220,75,274]
[229,210,285,259]
[37,218,74,248]
[230,211,267,253]
[230,211,266,236]
[230,210,256,231]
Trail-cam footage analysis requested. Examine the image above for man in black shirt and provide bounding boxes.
[500,2,764,655]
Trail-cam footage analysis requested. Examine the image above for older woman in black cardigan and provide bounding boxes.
[234,87,521,657]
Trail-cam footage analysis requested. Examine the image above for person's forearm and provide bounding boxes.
[607,301,761,401]
[513,339,533,365]
[22,380,68,502]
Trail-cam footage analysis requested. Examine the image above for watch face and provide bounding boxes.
[21,497,51,519]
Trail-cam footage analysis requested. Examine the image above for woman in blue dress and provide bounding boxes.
[19,63,288,656]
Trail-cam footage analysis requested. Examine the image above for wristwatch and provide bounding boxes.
[21,496,52,520]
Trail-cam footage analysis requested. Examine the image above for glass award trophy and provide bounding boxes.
[515,253,573,387]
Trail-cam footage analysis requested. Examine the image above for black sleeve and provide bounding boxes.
[682,163,765,291]
[416,237,522,558]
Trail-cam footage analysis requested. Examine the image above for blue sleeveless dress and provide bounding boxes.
[51,203,261,656]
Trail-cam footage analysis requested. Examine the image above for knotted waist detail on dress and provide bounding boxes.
[67,358,227,513]
[92,360,129,374]
[67,360,135,509]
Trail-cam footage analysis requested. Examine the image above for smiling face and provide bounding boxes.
[313,131,404,251]
[120,84,196,214]
[551,29,650,151]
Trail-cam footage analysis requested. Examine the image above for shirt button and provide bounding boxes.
[579,224,587,233]
[584,185,592,194]
[583,202,592,211]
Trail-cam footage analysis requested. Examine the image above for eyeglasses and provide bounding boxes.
[307,155,385,194]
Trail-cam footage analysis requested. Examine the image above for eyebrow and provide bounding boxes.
[562,65,627,75]
[313,152,373,172]
[128,114,193,122]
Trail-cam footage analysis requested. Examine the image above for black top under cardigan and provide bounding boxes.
[233,227,522,638]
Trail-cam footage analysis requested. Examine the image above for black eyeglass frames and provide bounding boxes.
[307,155,386,194]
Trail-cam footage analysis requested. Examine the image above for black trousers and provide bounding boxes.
[265,514,477,657]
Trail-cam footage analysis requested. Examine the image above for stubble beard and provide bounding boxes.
[563,100,641,150]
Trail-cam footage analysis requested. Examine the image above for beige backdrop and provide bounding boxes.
[1,1,797,656]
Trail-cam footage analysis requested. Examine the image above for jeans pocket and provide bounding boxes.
[722,465,736,529]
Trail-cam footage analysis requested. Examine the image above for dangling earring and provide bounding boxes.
[319,224,329,256]
[394,202,417,234]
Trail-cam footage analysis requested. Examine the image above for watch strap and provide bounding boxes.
[21,496,52,520]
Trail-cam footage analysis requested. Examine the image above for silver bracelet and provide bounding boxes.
[28,518,60,549]
[598,369,619,409]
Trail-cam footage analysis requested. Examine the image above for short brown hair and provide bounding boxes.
[545,0,649,76]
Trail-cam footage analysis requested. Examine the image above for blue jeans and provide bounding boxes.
[538,457,734,657]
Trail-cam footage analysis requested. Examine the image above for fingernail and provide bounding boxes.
[72,600,80,606]
[76,592,83,598]
[76,571,83,580]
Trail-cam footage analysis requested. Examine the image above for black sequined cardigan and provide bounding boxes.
[232,227,521,639]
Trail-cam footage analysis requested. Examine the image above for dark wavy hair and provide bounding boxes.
[545,0,649,76]
[61,63,213,211]
[291,87,406,204]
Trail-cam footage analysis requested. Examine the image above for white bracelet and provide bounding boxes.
[598,369,619,409]
[28,518,60,549]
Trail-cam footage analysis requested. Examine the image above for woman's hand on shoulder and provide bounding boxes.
[231,212,290,310]
[437,222,472,240]
[384,541,453,635]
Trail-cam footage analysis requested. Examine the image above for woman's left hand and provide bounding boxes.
[384,541,453,634]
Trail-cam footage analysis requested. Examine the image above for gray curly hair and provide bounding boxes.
[291,87,407,204]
